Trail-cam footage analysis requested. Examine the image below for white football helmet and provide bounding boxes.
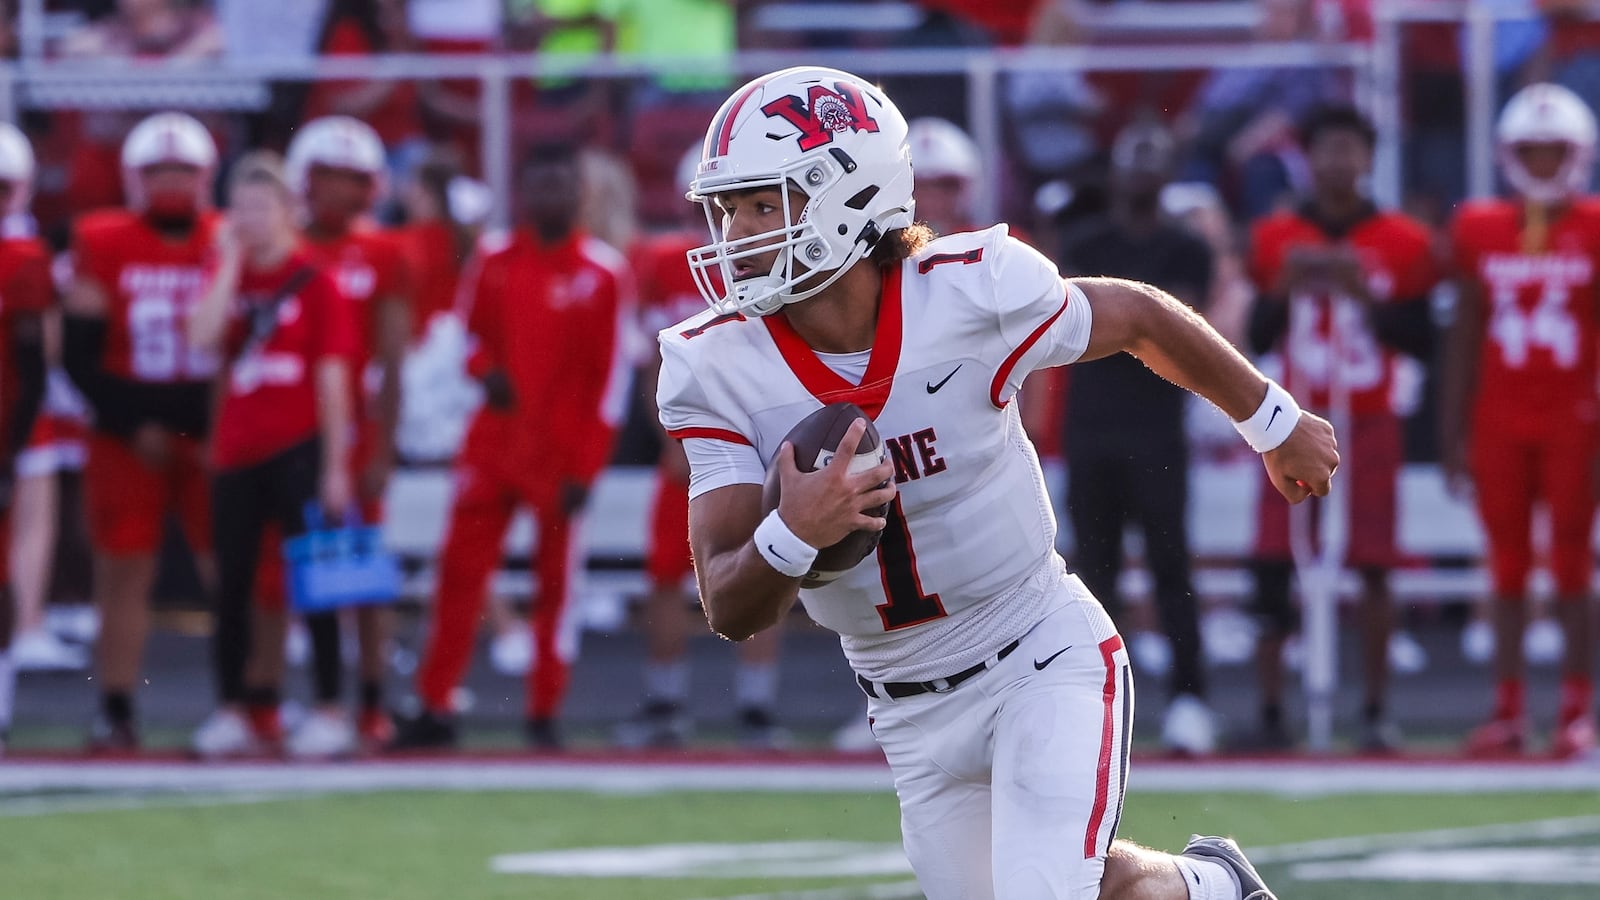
[687,66,915,317]
[1497,82,1598,204]
[0,122,35,217]
[907,117,980,183]
[121,111,217,212]
[286,115,386,195]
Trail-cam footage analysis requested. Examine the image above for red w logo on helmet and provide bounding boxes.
[761,83,881,152]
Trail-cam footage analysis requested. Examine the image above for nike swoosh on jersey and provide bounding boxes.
[926,364,962,394]
[1034,646,1072,670]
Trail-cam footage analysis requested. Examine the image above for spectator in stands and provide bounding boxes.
[1442,83,1600,760]
[392,144,631,752]
[186,151,358,759]
[0,122,50,754]
[56,0,223,58]
[1176,0,1346,220]
[1053,119,1219,757]
[615,147,787,751]
[1245,105,1436,752]
[63,112,220,753]
[395,152,480,336]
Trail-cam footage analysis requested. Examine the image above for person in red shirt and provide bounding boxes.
[1245,106,1438,752]
[392,143,631,751]
[185,151,358,759]
[614,149,786,750]
[395,155,481,337]
[1442,83,1600,759]
[0,122,50,754]
[60,111,220,753]
[247,115,411,750]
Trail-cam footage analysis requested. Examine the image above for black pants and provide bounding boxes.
[1066,439,1206,700]
[210,439,339,705]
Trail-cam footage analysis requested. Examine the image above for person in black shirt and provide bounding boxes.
[1057,120,1217,756]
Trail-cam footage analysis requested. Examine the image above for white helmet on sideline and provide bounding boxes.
[120,111,217,214]
[687,66,915,317]
[286,115,386,195]
[0,122,35,218]
[907,117,980,183]
[1497,82,1598,204]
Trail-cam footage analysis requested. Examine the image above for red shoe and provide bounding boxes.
[1551,713,1597,760]
[1463,716,1526,757]
[359,708,395,750]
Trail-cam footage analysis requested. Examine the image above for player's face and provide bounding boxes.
[1513,141,1571,182]
[139,162,203,221]
[913,175,967,231]
[714,186,807,282]
[1307,128,1372,196]
[517,157,580,236]
[306,165,374,228]
[229,181,294,251]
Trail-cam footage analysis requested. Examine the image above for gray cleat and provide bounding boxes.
[1182,835,1277,900]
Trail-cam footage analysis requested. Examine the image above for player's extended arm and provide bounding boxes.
[1074,276,1339,502]
[1437,276,1485,490]
[688,420,896,641]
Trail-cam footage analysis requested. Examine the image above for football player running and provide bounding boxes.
[1442,83,1600,759]
[658,67,1336,900]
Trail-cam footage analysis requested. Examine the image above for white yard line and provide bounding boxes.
[4,758,1600,797]
[1248,814,1600,864]
[0,791,300,818]
[696,883,924,900]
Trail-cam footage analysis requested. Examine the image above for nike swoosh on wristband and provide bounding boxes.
[1265,405,1283,430]
[926,364,962,394]
[767,544,790,563]
[1034,646,1072,670]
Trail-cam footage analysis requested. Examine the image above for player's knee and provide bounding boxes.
[1249,559,1298,636]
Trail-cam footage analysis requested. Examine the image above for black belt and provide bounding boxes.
[857,640,1020,700]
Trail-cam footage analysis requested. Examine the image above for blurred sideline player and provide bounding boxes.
[392,144,631,751]
[1442,82,1600,758]
[664,66,1337,899]
[0,121,50,753]
[615,148,786,750]
[1245,105,1437,752]
[63,112,219,752]
[3,126,90,673]
[242,116,411,756]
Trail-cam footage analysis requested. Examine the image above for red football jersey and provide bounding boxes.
[395,220,463,336]
[0,236,54,439]
[211,252,359,470]
[632,231,710,338]
[460,230,633,486]
[72,210,221,384]
[301,227,412,374]
[1250,208,1437,415]
[1450,199,1600,431]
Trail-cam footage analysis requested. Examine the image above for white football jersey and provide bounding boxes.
[657,225,1094,679]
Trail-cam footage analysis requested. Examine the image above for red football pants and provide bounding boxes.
[1471,417,1600,598]
[414,465,583,719]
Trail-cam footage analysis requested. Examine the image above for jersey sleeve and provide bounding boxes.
[308,272,360,363]
[69,215,120,292]
[4,242,54,314]
[656,332,764,498]
[1389,218,1441,300]
[1247,218,1286,293]
[1447,208,1484,280]
[459,251,500,379]
[987,234,1089,407]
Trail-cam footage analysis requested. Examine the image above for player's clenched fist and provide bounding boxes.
[773,418,897,549]
[1263,412,1340,503]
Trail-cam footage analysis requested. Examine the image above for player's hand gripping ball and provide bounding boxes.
[762,402,890,588]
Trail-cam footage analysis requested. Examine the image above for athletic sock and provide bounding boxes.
[1559,674,1594,724]
[1173,855,1241,900]
[0,651,13,736]
[1493,678,1525,721]
[644,661,689,705]
[734,663,778,710]
[102,691,134,727]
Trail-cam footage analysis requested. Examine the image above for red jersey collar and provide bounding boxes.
[762,264,903,419]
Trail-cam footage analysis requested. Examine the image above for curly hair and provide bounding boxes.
[870,223,936,268]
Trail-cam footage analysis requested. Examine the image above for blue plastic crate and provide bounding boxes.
[284,505,402,613]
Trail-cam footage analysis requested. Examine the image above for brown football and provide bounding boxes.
[761,402,889,588]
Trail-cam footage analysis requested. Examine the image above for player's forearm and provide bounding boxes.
[188,255,242,351]
[1075,277,1269,421]
[696,545,801,641]
[315,358,353,476]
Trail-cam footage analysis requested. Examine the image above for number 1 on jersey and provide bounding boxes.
[875,496,948,631]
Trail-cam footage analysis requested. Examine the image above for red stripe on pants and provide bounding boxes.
[414,467,577,719]
[1083,633,1125,859]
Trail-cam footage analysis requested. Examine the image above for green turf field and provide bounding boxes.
[3,783,1599,899]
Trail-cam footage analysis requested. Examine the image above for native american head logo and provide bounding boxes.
[760,82,881,152]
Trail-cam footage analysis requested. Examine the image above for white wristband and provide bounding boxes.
[753,511,819,579]
[1233,380,1302,453]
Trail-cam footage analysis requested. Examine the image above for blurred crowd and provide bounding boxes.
[0,0,1597,762]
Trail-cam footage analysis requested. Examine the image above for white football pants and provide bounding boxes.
[869,588,1133,900]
